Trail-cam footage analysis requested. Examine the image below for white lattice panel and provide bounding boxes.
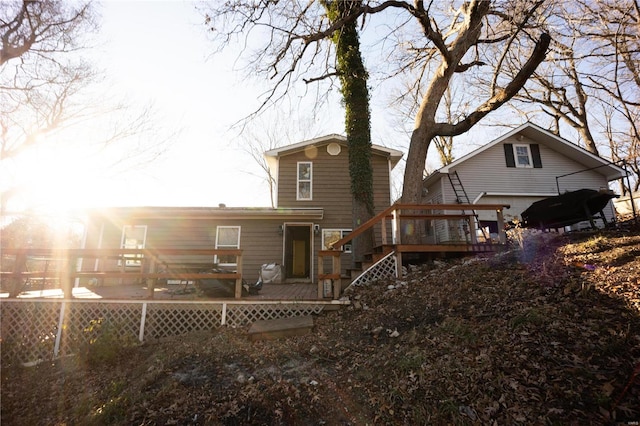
[1,301,61,365]
[61,302,144,356]
[145,303,223,339]
[1,300,328,365]
[225,304,324,327]
[350,251,397,287]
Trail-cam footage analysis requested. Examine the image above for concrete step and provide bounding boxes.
[248,315,314,341]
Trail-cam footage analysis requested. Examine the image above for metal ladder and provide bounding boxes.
[447,171,489,242]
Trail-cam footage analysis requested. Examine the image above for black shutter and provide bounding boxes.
[531,144,542,168]
[504,144,515,167]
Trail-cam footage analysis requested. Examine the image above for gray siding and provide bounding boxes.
[276,142,393,276]
[82,216,284,284]
[82,141,396,286]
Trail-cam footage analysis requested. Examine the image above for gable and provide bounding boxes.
[264,135,403,170]
[424,122,626,187]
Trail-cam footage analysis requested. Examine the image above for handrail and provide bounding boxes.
[318,202,510,300]
[1,248,245,299]
[328,204,397,250]
[1,248,241,257]
[328,203,510,251]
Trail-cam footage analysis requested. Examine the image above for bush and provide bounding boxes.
[78,319,138,366]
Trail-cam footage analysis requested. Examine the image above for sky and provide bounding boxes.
[4,0,510,214]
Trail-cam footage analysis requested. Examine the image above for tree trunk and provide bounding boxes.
[325,0,375,266]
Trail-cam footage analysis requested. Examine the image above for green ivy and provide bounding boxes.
[323,0,374,215]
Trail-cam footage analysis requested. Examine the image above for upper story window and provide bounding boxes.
[514,144,532,168]
[120,225,147,267]
[503,143,542,169]
[215,226,241,267]
[297,162,313,200]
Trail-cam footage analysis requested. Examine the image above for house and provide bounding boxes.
[79,135,402,286]
[421,122,627,241]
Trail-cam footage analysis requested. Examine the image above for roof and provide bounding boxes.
[264,134,404,169]
[84,206,324,221]
[423,122,627,186]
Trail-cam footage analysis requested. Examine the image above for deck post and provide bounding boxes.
[381,218,387,245]
[234,254,243,299]
[395,251,402,278]
[469,217,478,244]
[332,254,341,299]
[57,250,72,299]
[496,209,506,244]
[392,207,401,245]
[317,254,324,299]
[146,259,156,299]
[9,253,26,298]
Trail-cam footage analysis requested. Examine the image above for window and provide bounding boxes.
[297,162,312,200]
[322,229,352,253]
[215,226,241,267]
[504,143,542,168]
[120,225,147,267]
[514,144,532,168]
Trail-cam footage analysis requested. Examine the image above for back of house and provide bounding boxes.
[80,135,402,288]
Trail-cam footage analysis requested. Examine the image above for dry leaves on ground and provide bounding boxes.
[2,229,639,425]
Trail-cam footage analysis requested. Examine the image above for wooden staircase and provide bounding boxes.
[318,202,510,299]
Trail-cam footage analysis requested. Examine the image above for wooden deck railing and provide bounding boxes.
[0,248,244,299]
[318,203,510,299]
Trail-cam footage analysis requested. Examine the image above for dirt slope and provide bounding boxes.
[2,229,639,425]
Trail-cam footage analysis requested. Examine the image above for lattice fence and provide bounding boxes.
[0,300,326,366]
[348,251,398,288]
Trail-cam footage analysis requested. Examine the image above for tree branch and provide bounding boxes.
[443,32,551,136]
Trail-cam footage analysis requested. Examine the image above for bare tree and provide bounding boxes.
[587,0,639,192]
[509,0,639,192]
[203,0,551,215]
[1,1,172,214]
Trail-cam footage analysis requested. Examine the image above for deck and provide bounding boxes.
[0,281,321,301]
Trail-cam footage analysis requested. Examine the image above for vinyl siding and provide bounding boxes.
[432,134,615,228]
[83,142,395,286]
[448,135,611,205]
[81,217,284,284]
[276,142,393,277]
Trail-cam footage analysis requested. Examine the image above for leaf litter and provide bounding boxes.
[2,228,639,425]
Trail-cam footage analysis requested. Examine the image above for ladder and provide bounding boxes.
[447,171,489,241]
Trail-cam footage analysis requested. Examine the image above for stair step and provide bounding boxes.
[248,315,314,341]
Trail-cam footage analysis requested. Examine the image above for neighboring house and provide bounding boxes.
[421,122,627,242]
[80,135,402,285]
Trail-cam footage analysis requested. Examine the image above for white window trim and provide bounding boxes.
[297,161,313,200]
[119,225,147,267]
[513,144,533,168]
[322,228,352,253]
[215,226,241,267]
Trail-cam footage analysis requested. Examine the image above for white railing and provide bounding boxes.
[0,299,330,366]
